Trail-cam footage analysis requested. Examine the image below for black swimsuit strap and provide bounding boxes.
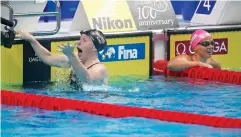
[70,62,101,81]
[87,62,102,69]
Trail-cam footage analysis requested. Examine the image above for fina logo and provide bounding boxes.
[118,46,138,60]
[99,44,144,62]
[99,47,116,60]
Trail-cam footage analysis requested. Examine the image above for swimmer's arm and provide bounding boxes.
[67,53,90,83]
[28,38,70,68]
[209,58,221,69]
[167,55,200,72]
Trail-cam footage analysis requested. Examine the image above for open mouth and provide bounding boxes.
[77,48,82,53]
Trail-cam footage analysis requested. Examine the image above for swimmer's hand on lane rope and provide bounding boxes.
[56,42,77,57]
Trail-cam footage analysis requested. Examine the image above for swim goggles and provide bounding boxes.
[198,41,215,47]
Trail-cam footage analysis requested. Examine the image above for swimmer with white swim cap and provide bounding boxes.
[168,29,221,72]
[16,29,108,87]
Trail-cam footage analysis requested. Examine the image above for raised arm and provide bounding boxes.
[57,42,108,85]
[16,30,70,68]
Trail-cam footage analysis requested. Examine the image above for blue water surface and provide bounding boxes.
[1,76,241,137]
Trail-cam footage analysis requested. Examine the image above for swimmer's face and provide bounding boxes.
[76,34,95,61]
[195,37,214,58]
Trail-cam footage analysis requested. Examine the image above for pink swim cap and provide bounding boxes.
[190,29,211,50]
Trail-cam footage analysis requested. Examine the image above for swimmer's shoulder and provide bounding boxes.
[172,54,192,61]
[98,64,108,83]
[88,63,108,78]
[207,58,221,69]
[99,63,108,76]
[88,64,108,85]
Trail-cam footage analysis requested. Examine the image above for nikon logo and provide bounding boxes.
[92,17,133,30]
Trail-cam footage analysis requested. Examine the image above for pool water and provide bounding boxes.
[1,76,241,137]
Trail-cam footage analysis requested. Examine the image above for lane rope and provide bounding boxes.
[2,90,241,128]
[153,60,241,85]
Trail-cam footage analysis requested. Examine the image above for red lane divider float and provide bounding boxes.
[1,90,241,128]
[153,60,241,85]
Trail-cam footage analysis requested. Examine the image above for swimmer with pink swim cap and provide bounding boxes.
[168,29,221,72]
